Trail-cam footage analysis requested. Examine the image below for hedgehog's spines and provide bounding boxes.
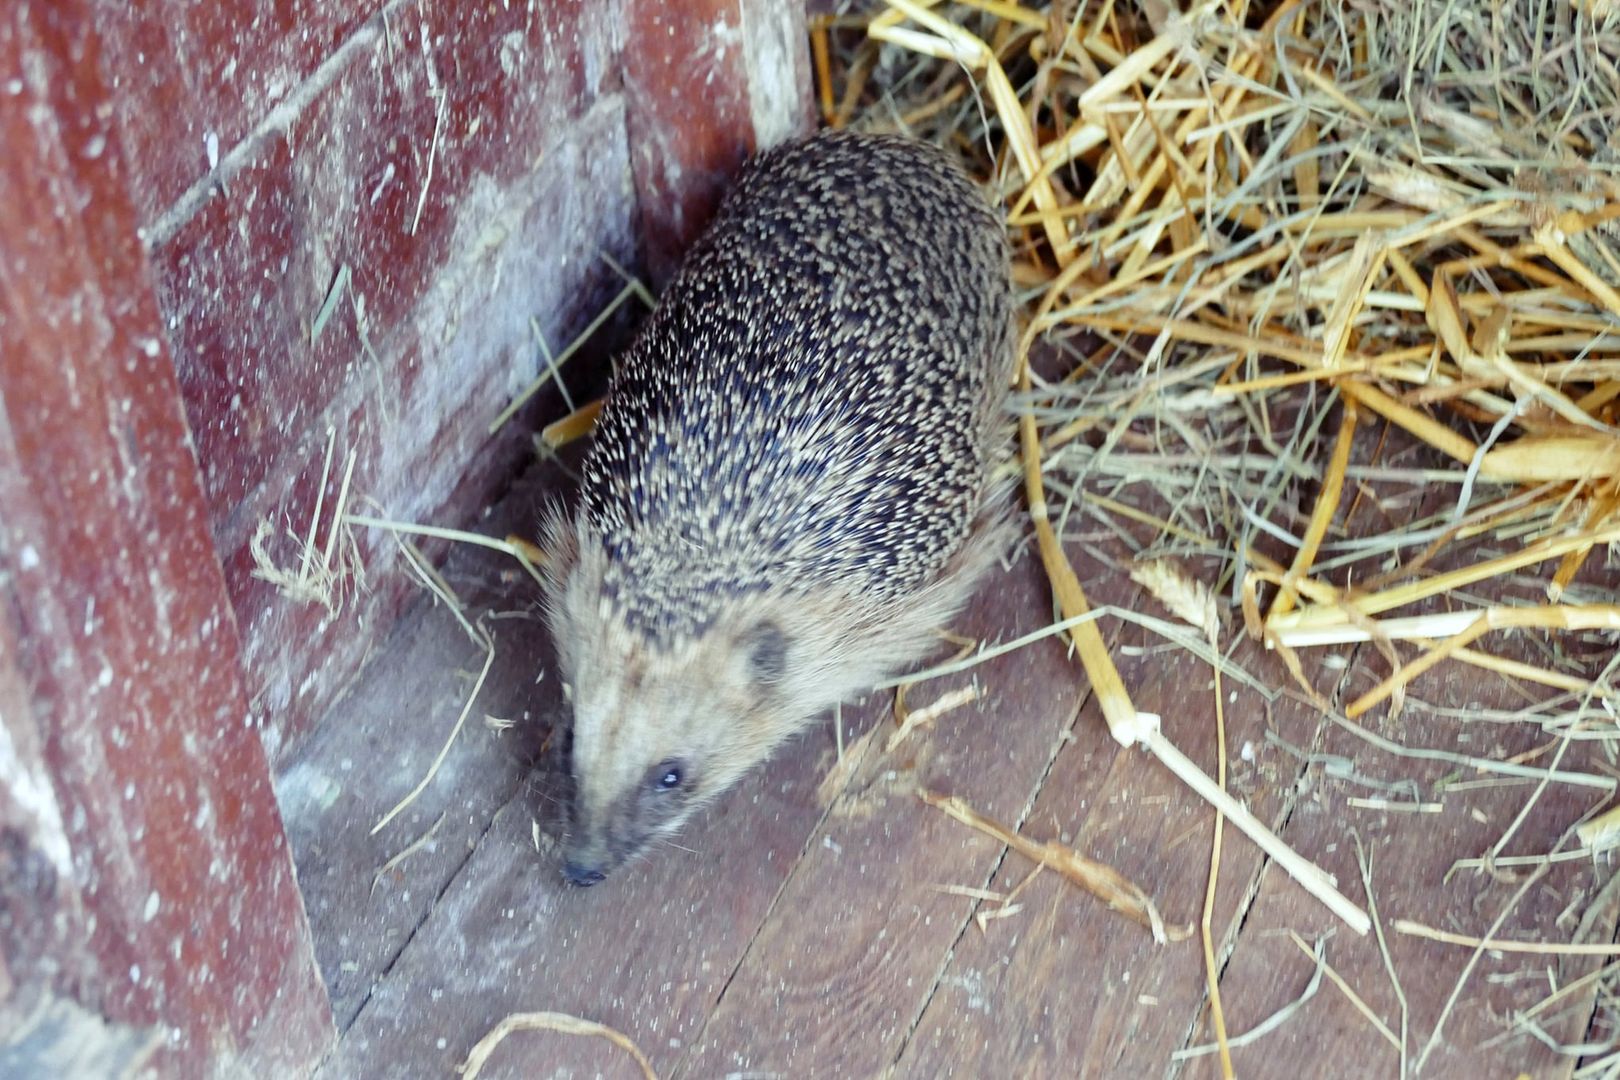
[573,128,1014,648]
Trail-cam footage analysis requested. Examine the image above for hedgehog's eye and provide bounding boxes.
[653,759,685,791]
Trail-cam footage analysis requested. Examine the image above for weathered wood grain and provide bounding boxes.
[144,0,615,525]
[102,0,389,226]
[275,457,571,1030]
[0,4,330,1073]
[185,98,637,763]
[896,627,1350,1076]
[313,635,870,1077]
[1209,665,1611,1078]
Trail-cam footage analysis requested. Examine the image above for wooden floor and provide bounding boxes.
[279,446,1620,1078]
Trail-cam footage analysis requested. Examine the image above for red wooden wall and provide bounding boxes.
[129,0,812,765]
[0,0,810,1075]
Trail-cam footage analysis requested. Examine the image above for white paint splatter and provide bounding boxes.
[497,30,526,77]
[0,721,74,880]
[943,969,992,1015]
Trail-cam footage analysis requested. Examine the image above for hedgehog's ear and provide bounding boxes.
[743,621,788,685]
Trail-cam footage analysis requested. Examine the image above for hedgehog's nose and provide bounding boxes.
[562,860,607,888]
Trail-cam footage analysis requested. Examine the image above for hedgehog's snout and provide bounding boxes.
[560,821,619,887]
[561,859,607,888]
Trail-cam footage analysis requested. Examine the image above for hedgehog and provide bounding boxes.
[540,127,1015,886]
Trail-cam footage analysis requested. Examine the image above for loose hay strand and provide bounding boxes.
[1287,931,1402,1052]
[1145,729,1372,935]
[344,515,547,589]
[886,681,983,752]
[1174,935,1330,1060]
[920,788,1182,942]
[489,282,642,435]
[370,811,446,898]
[459,1011,658,1080]
[1201,620,1233,1074]
[1394,920,1620,957]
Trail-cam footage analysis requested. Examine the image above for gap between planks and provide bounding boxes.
[887,692,1090,1072]
[325,626,524,1044]
[336,797,508,1044]
[1164,646,1358,1077]
[881,585,1146,1074]
[672,697,895,1077]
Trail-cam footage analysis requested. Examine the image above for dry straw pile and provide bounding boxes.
[817,0,1618,721]
[811,0,1619,1067]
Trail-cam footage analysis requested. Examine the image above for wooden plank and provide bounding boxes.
[0,5,331,1073]
[313,635,859,1076]
[131,0,631,763]
[0,616,158,1071]
[275,458,571,1030]
[895,629,1349,1075]
[144,0,615,528]
[312,512,1089,1077]
[672,555,1140,1076]
[621,0,815,284]
[103,0,389,225]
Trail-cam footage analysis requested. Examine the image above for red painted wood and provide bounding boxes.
[136,2,636,759]
[119,0,812,765]
[217,103,638,762]
[145,0,612,523]
[0,4,331,1075]
[102,0,389,226]
[622,0,815,284]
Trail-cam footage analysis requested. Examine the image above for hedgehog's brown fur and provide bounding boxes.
[541,128,1014,885]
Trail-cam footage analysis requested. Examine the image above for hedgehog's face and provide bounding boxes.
[553,611,792,886]
[543,527,803,886]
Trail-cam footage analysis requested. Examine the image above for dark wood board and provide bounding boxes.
[275,451,583,1030]
[313,642,879,1076]
[309,517,1095,1076]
